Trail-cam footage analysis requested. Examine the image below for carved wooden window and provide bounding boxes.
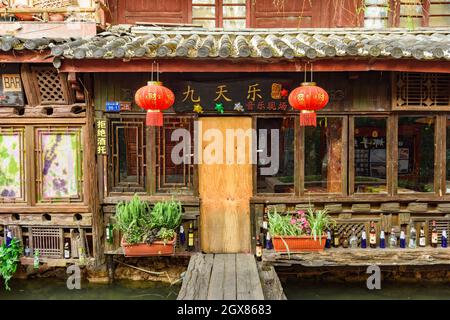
[192,0,247,28]
[31,66,70,105]
[0,127,26,203]
[393,72,450,110]
[108,117,146,193]
[35,127,83,203]
[156,116,194,193]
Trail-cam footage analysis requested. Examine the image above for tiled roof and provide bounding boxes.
[3,26,450,61]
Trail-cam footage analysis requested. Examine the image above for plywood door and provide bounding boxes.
[199,117,253,253]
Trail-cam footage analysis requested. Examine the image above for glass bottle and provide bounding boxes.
[64,239,71,259]
[187,223,195,251]
[419,225,426,247]
[349,228,358,248]
[342,231,349,248]
[325,228,332,249]
[409,223,417,249]
[179,225,186,246]
[389,228,397,248]
[441,230,448,248]
[333,226,340,248]
[379,230,385,248]
[265,231,273,250]
[24,238,31,257]
[431,220,438,248]
[400,229,406,248]
[361,228,367,249]
[255,236,263,261]
[369,221,377,249]
[5,227,12,248]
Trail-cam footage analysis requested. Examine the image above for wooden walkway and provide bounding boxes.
[177,253,265,300]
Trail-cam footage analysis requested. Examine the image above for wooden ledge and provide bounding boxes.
[20,257,94,267]
[263,248,450,267]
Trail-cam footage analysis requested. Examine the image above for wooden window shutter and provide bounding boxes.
[392,72,450,110]
[30,66,72,105]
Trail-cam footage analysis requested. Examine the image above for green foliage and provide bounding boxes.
[113,195,182,244]
[150,199,182,230]
[114,194,152,244]
[0,238,23,291]
[268,208,304,237]
[306,207,335,242]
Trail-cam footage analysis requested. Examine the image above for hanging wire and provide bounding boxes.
[304,62,307,83]
[310,63,313,82]
[157,61,160,82]
[151,61,154,82]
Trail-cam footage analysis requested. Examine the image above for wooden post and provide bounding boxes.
[327,117,343,193]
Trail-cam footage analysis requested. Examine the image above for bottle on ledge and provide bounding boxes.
[179,225,186,246]
[5,227,12,248]
[64,239,71,259]
[369,221,377,249]
[400,229,406,248]
[262,208,269,248]
[379,229,385,249]
[24,238,31,257]
[187,223,195,251]
[265,231,273,250]
[325,228,332,249]
[431,220,438,248]
[441,230,448,248]
[389,228,397,248]
[349,228,358,249]
[419,225,426,247]
[106,222,113,245]
[255,235,263,262]
[361,228,367,248]
[333,226,340,248]
[342,231,349,249]
[409,223,417,249]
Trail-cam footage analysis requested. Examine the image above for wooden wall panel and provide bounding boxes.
[113,0,190,25]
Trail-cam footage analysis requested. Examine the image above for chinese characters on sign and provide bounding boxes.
[96,119,107,155]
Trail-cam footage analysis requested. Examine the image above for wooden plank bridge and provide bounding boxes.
[177,253,266,300]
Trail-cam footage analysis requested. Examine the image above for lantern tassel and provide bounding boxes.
[146,110,163,127]
[300,112,317,127]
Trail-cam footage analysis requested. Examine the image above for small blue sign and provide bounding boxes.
[106,101,120,112]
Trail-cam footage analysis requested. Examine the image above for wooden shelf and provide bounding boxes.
[263,247,450,267]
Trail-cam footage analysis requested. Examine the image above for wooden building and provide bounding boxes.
[0,0,449,268]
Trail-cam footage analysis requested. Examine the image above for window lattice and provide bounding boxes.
[31,0,76,7]
[156,116,194,193]
[108,117,146,193]
[30,227,63,258]
[393,72,450,110]
[33,67,68,105]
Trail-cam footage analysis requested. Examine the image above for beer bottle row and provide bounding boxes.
[325,220,448,249]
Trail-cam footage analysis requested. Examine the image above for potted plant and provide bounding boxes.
[0,238,23,290]
[113,194,182,256]
[269,207,335,252]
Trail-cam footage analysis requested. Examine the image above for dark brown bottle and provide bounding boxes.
[255,236,263,261]
[431,220,438,248]
[333,226,340,247]
[342,231,349,248]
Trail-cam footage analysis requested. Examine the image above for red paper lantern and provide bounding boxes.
[288,82,329,127]
[135,81,175,126]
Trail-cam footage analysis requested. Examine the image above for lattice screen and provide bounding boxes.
[393,72,450,110]
[32,0,76,7]
[334,222,368,246]
[32,67,69,105]
[30,227,63,258]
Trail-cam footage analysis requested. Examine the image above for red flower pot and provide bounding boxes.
[121,235,176,257]
[272,235,327,252]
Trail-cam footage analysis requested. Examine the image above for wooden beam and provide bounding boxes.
[60,58,450,73]
[0,52,52,63]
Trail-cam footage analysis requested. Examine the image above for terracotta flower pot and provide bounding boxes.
[121,235,176,257]
[14,5,35,21]
[272,235,327,252]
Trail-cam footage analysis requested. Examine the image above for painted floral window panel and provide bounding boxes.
[0,128,25,201]
[37,128,83,202]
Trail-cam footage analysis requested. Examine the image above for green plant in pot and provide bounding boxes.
[268,207,335,253]
[113,194,183,256]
